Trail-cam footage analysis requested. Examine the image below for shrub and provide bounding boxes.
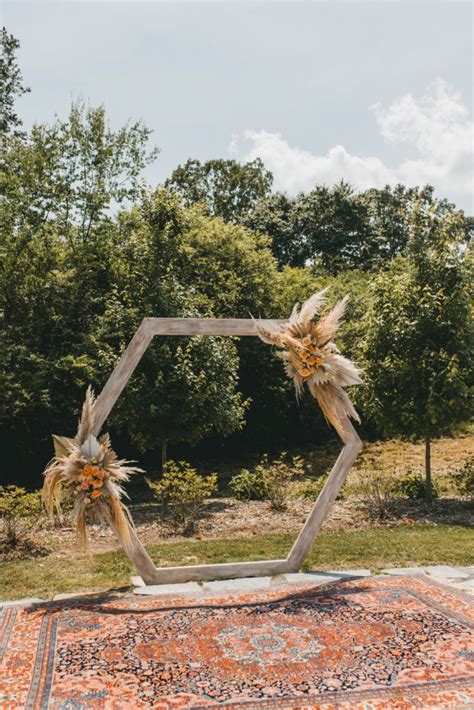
[147,460,217,534]
[230,453,304,510]
[358,467,397,520]
[0,485,42,548]
[396,470,439,500]
[291,477,326,500]
[451,459,474,497]
[229,466,269,501]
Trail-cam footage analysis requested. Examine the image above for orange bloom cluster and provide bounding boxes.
[76,464,107,500]
[294,336,325,379]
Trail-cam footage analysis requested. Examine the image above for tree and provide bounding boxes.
[165,158,273,223]
[117,335,249,466]
[0,28,30,134]
[360,199,473,499]
[0,42,160,480]
[245,193,305,268]
[96,191,255,466]
[294,181,373,273]
[2,100,158,242]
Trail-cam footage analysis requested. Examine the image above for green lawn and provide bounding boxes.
[1,524,472,601]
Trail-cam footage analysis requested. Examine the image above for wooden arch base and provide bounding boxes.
[92,318,363,585]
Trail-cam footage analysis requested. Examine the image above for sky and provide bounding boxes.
[4,0,474,211]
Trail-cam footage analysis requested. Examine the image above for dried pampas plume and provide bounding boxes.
[253,290,362,442]
[42,386,141,548]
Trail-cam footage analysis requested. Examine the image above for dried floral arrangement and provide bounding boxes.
[42,387,141,547]
[253,289,362,442]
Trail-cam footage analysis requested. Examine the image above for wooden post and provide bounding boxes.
[92,317,362,585]
[287,420,362,570]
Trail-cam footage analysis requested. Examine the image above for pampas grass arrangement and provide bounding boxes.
[42,387,141,548]
[254,289,362,442]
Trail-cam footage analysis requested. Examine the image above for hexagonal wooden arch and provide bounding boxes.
[92,317,363,585]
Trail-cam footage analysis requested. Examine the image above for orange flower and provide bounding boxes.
[307,356,316,366]
[81,481,89,490]
[299,367,311,378]
[92,479,104,488]
[90,489,102,499]
[93,469,105,480]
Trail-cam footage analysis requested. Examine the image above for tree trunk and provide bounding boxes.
[425,433,432,503]
[161,440,168,469]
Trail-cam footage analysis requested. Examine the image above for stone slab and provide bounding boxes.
[131,576,145,587]
[382,567,428,576]
[134,582,202,596]
[424,565,470,580]
[327,569,372,578]
[282,573,344,584]
[203,576,272,592]
[0,598,44,608]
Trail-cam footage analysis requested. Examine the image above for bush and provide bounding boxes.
[0,485,42,548]
[396,470,439,500]
[229,466,269,501]
[230,453,304,510]
[147,460,217,534]
[451,459,474,497]
[291,477,326,500]
[358,467,397,520]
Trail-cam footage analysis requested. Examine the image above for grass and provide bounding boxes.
[1,524,472,601]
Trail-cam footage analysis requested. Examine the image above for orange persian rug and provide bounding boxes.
[1,575,473,709]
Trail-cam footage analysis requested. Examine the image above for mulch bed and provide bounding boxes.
[1,575,473,708]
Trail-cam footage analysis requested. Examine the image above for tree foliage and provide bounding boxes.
[2,29,472,490]
[360,199,473,495]
[0,27,30,134]
[166,157,273,222]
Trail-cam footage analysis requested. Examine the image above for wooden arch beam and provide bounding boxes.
[92,317,362,585]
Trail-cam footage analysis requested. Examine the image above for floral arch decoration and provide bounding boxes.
[43,290,363,585]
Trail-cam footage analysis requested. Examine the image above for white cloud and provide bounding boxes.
[230,80,473,204]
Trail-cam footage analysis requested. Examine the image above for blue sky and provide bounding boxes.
[4,1,473,211]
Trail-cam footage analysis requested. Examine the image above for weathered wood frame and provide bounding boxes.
[92,318,363,585]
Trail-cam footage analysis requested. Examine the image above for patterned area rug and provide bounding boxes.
[1,575,473,709]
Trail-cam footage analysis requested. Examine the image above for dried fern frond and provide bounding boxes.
[254,290,362,441]
[42,388,142,548]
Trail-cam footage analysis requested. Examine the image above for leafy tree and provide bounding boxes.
[360,199,473,499]
[166,158,273,222]
[0,28,30,134]
[360,184,419,263]
[175,211,278,317]
[294,181,372,273]
[119,335,248,466]
[0,45,159,479]
[3,100,158,241]
[245,193,304,267]
[96,191,253,466]
[360,184,473,266]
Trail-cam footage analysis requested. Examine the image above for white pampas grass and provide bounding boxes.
[42,387,142,547]
[254,290,362,442]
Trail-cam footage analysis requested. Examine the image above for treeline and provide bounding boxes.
[1,30,472,485]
